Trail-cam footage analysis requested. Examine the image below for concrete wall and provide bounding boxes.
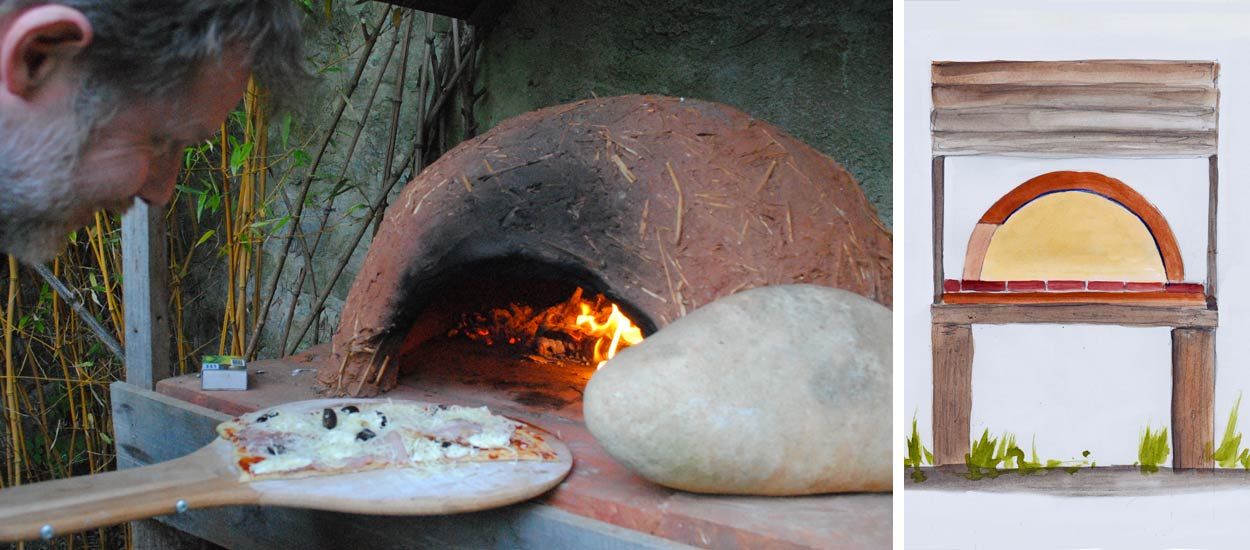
[475,0,892,225]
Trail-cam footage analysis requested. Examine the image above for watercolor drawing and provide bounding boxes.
[926,59,1220,470]
[903,2,1250,547]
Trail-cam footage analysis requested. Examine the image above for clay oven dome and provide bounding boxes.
[319,95,892,396]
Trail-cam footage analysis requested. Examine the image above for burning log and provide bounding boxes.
[447,287,644,368]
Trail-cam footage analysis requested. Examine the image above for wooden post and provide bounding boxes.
[121,200,172,390]
[932,156,945,304]
[121,201,176,545]
[932,322,973,465]
[1207,154,1218,307]
[1172,327,1215,469]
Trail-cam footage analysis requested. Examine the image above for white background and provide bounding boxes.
[904,1,1250,547]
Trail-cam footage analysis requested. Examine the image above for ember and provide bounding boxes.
[449,288,644,368]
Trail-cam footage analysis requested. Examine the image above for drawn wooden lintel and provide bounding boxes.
[931,303,1218,328]
[932,60,1219,157]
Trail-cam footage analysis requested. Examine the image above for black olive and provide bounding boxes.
[266,446,275,455]
[257,411,278,422]
[356,429,376,441]
[441,441,452,448]
[341,405,359,414]
[322,408,337,429]
[265,444,286,455]
[376,411,387,427]
[436,404,448,411]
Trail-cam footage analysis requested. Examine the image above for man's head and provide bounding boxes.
[0,1,305,263]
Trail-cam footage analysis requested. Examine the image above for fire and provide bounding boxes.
[575,302,644,369]
[450,288,645,368]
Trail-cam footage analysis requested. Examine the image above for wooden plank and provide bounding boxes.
[1172,328,1215,469]
[1208,155,1218,306]
[140,495,691,550]
[110,383,689,550]
[941,291,1205,306]
[932,60,1218,87]
[932,84,1219,111]
[931,303,1218,328]
[932,130,1217,157]
[121,201,173,390]
[932,107,1216,133]
[112,382,229,465]
[932,156,945,304]
[932,323,973,466]
[130,519,217,550]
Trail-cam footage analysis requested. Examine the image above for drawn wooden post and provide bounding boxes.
[929,60,1220,468]
[932,323,972,465]
[1172,327,1215,468]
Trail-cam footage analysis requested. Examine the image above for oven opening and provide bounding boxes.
[388,255,655,411]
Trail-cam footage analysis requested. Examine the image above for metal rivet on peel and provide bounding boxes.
[175,500,189,513]
[40,524,53,540]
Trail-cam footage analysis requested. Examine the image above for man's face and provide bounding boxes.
[0,55,248,263]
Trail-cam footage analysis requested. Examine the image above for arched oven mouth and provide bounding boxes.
[382,253,657,412]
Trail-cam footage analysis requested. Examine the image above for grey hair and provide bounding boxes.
[1,0,309,112]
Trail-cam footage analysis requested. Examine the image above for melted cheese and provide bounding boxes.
[230,402,519,478]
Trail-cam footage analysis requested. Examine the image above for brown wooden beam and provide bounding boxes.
[932,323,973,465]
[932,155,945,304]
[932,303,1217,328]
[1208,154,1218,307]
[1172,327,1215,469]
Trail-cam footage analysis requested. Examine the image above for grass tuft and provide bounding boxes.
[1213,393,1250,468]
[964,429,1092,480]
[905,414,934,482]
[1136,425,1170,474]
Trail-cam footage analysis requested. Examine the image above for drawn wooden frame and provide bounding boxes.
[929,60,1219,469]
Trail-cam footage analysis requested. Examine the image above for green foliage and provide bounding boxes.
[1136,425,1171,474]
[905,415,934,482]
[1211,393,1250,469]
[964,429,1092,480]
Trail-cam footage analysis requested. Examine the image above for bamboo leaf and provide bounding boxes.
[229,142,255,176]
[194,230,216,249]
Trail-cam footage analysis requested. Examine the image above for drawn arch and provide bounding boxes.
[962,171,1184,283]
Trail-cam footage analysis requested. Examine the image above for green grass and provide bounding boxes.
[964,429,1092,480]
[1213,393,1250,469]
[1136,425,1170,474]
[905,415,934,482]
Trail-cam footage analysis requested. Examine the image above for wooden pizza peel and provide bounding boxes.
[0,398,573,542]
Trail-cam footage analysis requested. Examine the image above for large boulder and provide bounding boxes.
[583,284,890,495]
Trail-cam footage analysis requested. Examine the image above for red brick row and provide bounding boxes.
[942,279,1204,293]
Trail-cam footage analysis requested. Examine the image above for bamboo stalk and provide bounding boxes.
[277,26,403,352]
[287,22,482,354]
[5,256,22,487]
[244,6,393,360]
[371,12,415,237]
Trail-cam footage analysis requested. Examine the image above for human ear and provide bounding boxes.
[0,5,92,99]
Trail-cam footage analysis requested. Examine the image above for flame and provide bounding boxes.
[575,302,644,369]
[451,287,644,368]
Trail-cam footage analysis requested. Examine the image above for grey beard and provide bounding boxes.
[0,107,92,264]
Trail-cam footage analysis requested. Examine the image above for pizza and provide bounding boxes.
[215,400,560,481]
